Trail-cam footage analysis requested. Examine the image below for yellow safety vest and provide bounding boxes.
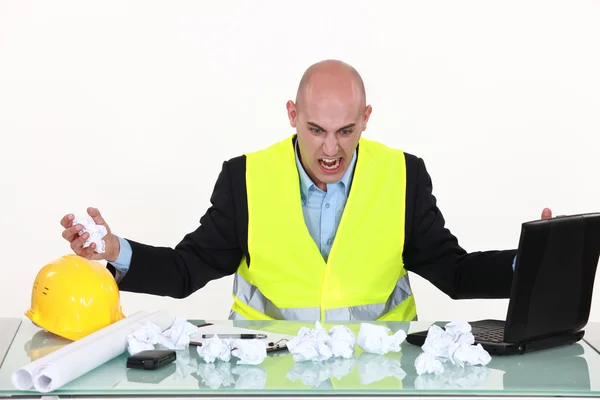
[229,135,417,321]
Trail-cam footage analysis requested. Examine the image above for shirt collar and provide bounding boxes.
[294,138,357,200]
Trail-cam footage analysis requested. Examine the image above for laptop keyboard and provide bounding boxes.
[473,327,505,343]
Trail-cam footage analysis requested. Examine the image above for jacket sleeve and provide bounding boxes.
[403,157,516,299]
[106,160,243,298]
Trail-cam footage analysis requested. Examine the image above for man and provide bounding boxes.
[61,59,552,321]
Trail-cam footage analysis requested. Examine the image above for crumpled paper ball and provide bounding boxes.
[415,321,492,376]
[73,215,107,253]
[287,321,357,362]
[196,335,232,363]
[231,338,267,365]
[356,323,407,355]
[126,317,199,355]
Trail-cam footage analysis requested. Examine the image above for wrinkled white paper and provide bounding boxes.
[126,318,199,355]
[126,321,164,355]
[451,343,491,368]
[196,335,232,363]
[356,323,407,355]
[163,317,200,349]
[328,325,356,359]
[415,321,492,375]
[231,339,267,365]
[287,321,334,362]
[444,321,473,338]
[73,215,107,253]
[287,322,357,362]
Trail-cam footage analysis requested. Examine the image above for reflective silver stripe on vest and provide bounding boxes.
[231,273,320,320]
[228,310,246,320]
[324,273,415,320]
[230,272,415,321]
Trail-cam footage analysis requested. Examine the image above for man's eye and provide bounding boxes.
[341,129,353,135]
[310,128,322,133]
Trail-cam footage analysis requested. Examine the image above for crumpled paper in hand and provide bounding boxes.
[197,335,232,363]
[287,321,357,362]
[231,338,267,365]
[356,323,407,355]
[126,318,199,355]
[73,215,107,253]
[415,321,492,375]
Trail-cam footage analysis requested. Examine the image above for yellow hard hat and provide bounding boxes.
[25,254,125,341]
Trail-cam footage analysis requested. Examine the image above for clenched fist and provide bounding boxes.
[60,207,120,262]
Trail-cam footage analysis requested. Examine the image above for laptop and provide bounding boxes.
[406,212,600,355]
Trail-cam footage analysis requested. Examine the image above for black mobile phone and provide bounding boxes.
[126,349,176,370]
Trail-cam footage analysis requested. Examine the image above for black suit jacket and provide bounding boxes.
[108,141,517,301]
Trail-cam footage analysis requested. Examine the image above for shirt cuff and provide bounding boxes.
[512,255,517,271]
[111,236,133,272]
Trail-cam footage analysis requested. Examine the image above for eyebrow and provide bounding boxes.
[307,122,356,132]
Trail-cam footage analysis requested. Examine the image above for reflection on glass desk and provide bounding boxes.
[0,319,599,399]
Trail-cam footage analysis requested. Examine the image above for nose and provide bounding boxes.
[323,134,339,156]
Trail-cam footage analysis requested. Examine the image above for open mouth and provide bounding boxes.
[318,157,343,174]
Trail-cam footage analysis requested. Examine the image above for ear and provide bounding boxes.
[286,100,297,128]
[362,105,373,131]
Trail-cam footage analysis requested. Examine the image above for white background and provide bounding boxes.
[1,0,599,323]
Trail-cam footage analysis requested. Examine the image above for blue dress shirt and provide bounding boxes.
[294,142,358,261]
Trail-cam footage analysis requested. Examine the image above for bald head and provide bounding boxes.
[286,59,372,191]
[295,59,366,112]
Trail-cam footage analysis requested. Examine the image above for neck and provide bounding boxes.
[297,147,327,192]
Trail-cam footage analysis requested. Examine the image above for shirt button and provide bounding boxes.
[325,203,330,209]
[327,239,333,245]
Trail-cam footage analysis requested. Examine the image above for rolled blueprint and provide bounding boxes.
[12,310,150,390]
[33,310,174,393]
[13,310,175,393]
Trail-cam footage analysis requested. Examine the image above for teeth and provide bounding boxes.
[319,158,341,170]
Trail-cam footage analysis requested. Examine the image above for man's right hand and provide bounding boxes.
[60,207,121,262]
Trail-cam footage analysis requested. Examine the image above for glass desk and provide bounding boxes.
[1,318,599,399]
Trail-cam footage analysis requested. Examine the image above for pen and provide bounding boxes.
[201,333,267,339]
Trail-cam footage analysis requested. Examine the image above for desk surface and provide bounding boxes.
[0,318,599,399]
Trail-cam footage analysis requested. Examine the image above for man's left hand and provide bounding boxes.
[541,208,552,219]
